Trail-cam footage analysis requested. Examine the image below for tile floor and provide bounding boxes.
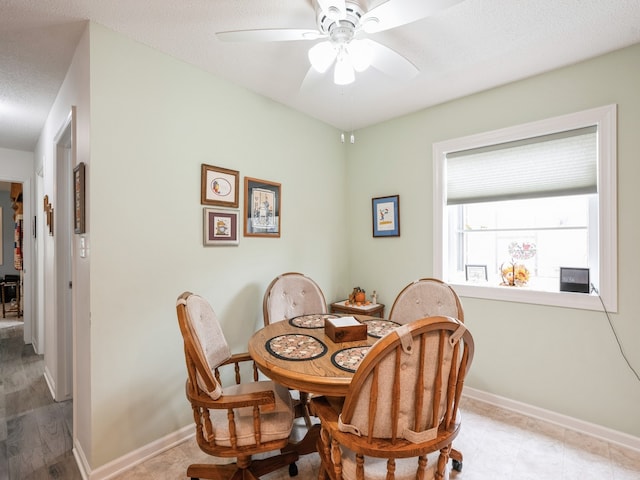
[2,320,640,479]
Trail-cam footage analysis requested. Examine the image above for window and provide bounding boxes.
[433,105,617,311]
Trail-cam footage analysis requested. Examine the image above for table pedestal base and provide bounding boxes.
[283,423,320,456]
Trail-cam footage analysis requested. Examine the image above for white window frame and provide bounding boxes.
[433,105,617,312]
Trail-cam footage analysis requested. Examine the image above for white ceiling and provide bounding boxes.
[1,0,640,152]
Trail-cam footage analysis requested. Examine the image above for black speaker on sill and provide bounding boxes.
[559,267,590,294]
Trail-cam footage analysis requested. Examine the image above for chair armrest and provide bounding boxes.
[220,352,253,365]
[217,390,276,409]
[309,396,340,426]
[189,382,276,410]
[217,352,259,384]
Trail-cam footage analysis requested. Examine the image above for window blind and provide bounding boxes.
[446,126,597,205]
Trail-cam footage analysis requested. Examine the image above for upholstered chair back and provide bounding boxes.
[263,272,327,326]
[389,278,464,325]
[177,293,232,400]
[340,316,472,443]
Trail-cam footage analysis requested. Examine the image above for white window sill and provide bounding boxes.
[450,283,610,312]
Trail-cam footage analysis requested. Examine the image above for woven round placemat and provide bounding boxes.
[289,313,339,329]
[362,319,401,338]
[331,346,371,373]
[266,334,328,361]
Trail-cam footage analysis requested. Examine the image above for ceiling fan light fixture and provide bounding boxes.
[334,50,355,85]
[348,39,372,72]
[308,41,337,73]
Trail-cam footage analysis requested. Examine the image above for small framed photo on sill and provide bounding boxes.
[465,264,488,282]
[203,209,239,246]
[372,195,400,237]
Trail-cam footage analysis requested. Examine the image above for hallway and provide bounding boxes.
[0,320,80,479]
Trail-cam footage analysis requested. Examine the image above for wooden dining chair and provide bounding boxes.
[176,292,301,480]
[310,316,474,480]
[388,278,465,471]
[263,272,328,427]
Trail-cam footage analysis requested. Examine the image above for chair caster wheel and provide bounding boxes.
[289,462,299,476]
[452,459,462,472]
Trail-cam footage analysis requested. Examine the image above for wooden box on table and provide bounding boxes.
[324,316,367,343]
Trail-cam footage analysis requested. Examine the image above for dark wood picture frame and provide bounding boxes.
[244,177,281,237]
[201,164,240,208]
[372,195,400,237]
[73,163,85,234]
[44,195,54,236]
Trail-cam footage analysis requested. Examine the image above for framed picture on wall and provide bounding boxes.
[44,195,54,236]
[73,163,86,234]
[201,164,239,208]
[372,195,400,237]
[203,209,239,246]
[244,177,281,237]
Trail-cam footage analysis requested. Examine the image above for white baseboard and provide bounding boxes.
[73,439,90,480]
[43,367,56,400]
[85,424,194,480]
[464,387,640,452]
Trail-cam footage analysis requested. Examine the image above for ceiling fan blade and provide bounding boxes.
[216,28,323,42]
[361,0,464,33]
[368,40,419,80]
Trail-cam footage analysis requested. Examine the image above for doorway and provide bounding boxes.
[0,182,24,328]
[0,174,32,348]
[47,109,75,402]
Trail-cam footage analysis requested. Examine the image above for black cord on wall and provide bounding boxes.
[591,283,640,382]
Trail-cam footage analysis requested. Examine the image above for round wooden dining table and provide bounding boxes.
[248,313,400,397]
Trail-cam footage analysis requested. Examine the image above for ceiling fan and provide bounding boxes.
[216,0,463,86]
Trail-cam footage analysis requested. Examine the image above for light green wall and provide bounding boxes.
[54,22,640,470]
[87,24,349,466]
[347,43,640,437]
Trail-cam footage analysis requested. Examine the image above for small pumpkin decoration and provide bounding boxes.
[348,286,366,304]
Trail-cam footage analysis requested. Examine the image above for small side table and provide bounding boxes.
[1,281,21,318]
[330,300,385,319]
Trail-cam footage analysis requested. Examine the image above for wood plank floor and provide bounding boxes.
[2,320,640,479]
[0,321,81,480]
